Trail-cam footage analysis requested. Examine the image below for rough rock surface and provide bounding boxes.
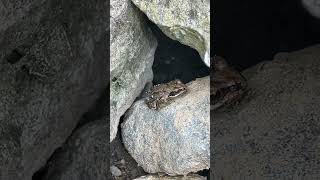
[110,132,147,180]
[122,76,210,175]
[42,120,107,180]
[134,174,206,180]
[0,1,107,179]
[0,0,45,32]
[131,0,210,67]
[212,45,320,179]
[110,0,157,142]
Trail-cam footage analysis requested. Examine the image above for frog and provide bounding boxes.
[211,55,247,110]
[145,79,188,110]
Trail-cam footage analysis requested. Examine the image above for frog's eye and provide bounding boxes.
[228,84,240,92]
[169,89,184,97]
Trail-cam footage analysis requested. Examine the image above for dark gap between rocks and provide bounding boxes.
[213,0,320,71]
[197,169,210,179]
[32,147,64,180]
[32,165,49,180]
[110,115,148,180]
[32,86,108,180]
[75,86,108,128]
[146,18,210,85]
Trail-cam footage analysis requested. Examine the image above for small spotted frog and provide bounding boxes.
[211,55,247,110]
[145,79,188,110]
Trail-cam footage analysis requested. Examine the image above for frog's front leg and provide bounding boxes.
[211,88,226,110]
[211,86,245,111]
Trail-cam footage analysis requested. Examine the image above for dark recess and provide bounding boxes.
[146,19,210,85]
[213,0,320,71]
[197,169,210,179]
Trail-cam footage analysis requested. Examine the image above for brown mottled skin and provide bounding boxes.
[211,55,247,110]
[145,79,188,110]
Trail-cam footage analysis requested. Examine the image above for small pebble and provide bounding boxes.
[110,165,122,177]
[120,159,126,164]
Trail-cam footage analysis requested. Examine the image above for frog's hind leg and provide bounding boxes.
[211,88,247,111]
[211,92,229,111]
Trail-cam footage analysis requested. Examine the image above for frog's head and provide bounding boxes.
[213,55,229,71]
[224,72,247,92]
[212,55,247,96]
[147,100,158,110]
[168,80,188,98]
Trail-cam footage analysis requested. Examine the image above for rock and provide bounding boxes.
[110,0,157,142]
[131,0,210,67]
[0,1,107,179]
[212,45,320,179]
[120,159,126,165]
[122,76,210,175]
[110,166,122,177]
[42,120,108,180]
[110,131,147,179]
[301,0,320,18]
[134,174,206,180]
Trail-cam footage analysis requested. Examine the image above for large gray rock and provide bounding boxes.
[212,45,320,179]
[122,76,210,176]
[131,0,210,67]
[110,0,157,142]
[42,120,108,180]
[134,174,206,180]
[0,1,107,179]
